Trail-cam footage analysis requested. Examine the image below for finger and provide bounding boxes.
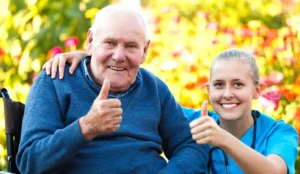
[107,108,123,117]
[190,116,211,129]
[45,59,53,75]
[192,131,207,141]
[190,121,207,134]
[51,55,60,79]
[189,119,200,129]
[108,99,121,108]
[42,62,46,70]
[110,124,121,132]
[58,56,66,79]
[111,115,122,125]
[98,79,110,100]
[69,58,81,75]
[201,100,208,117]
[195,137,210,145]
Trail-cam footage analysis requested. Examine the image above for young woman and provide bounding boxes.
[188,49,298,173]
[43,49,298,173]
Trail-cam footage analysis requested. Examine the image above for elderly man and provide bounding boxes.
[16,4,208,174]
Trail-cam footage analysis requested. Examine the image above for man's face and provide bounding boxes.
[87,10,149,93]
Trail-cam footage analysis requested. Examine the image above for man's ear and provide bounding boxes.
[141,40,150,64]
[86,29,93,55]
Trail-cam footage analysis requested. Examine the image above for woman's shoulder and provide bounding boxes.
[255,110,298,137]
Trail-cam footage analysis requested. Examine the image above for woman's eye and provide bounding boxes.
[234,83,243,87]
[214,83,223,87]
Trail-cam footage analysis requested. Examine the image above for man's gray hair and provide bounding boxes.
[90,4,150,42]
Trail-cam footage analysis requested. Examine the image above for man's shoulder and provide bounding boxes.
[138,68,167,86]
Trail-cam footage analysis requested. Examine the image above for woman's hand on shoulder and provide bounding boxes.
[42,51,88,79]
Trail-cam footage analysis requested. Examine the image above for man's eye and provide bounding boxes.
[106,41,114,45]
[126,45,136,48]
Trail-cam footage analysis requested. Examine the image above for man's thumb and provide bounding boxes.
[201,100,208,117]
[98,79,110,100]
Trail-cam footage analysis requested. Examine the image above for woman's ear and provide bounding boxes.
[207,82,210,96]
[254,83,264,99]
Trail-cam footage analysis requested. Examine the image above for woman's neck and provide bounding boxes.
[219,114,254,139]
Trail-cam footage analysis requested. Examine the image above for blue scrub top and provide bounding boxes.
[182,107,298,174]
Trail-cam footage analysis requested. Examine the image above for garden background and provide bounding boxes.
[0,0,300,172]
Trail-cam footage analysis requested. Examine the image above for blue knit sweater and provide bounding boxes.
[16,59,209,174]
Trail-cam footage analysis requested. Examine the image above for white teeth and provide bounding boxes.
[222,104,237,108]
[110,66,125,71]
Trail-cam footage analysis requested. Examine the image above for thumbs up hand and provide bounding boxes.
[79,79,123,140]
[189,100,226,147]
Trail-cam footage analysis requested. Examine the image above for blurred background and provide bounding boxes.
[0,0,300,171]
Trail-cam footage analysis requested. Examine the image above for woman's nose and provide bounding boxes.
[223,87,234,99]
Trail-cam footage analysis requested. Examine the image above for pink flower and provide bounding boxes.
[241,26,253,37]
[262,71,284,86]
[64,36,79,48]
[207,22,220,30]
[260,89,281,110]
[223,27,234,35]
[47,46,63,60]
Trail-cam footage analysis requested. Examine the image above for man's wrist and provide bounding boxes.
[79,116,96,140]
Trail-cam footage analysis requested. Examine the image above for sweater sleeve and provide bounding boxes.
[266,121,298,174]
[158,90,209,174]
[16,73,88,174]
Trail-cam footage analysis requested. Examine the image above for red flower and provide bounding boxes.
[295,75,300,85]
[266,29,278,40]
[64,36,79,48]
[185,82,197,90]
[172,16,181,24]
[0,47,5,58]
[197,76,208,88]
[185,65,198,73]
[294,107,300,122]
[47,46,63,60]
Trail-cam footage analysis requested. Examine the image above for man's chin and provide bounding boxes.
[109,82,129,93]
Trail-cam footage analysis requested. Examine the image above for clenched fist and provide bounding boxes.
[79,79,123,140]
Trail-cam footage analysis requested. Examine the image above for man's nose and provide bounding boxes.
[112,46,125,62]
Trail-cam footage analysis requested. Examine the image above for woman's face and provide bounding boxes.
[208,59,261,122]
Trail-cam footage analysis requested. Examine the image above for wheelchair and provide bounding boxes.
[0,88,24,174]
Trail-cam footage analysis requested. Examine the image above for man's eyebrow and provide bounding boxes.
[103,37,117,42]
